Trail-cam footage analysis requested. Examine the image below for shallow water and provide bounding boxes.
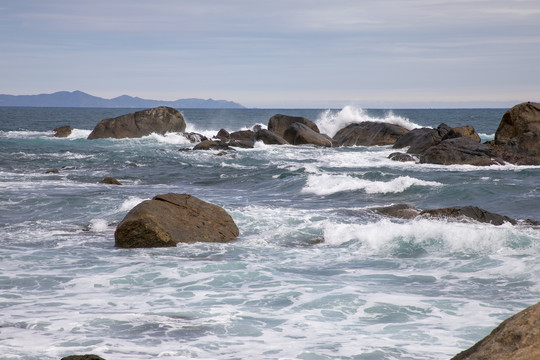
[1,106,539,360]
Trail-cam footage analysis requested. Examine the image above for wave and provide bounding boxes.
[316,105,422,137]
[302,174,442,195]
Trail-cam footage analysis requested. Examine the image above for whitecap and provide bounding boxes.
[119,196,147,212]
[302,174,442,195]
[316,105,422,137]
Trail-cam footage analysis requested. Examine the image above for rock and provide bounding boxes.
[193,139,230,151]
[370,204,421,219]
[268,114,320,138]
[419,206,516,225]
[53,125,73,138]
[333,122,409,146]
[255,129,289,145]
[182,132,208,143]
[100,177,122,185]
[283,122,333,147]
[87,106,186,139]
[451,301,540,360]
[393,123,451,154]
[216,128,230,140]
[115,193,239,248]
[494,102,540,145]
[419,137,500,166]
[442,125,481,142]
[45,168,60,174]
[230,130,255,141]
[388,152,416,162]
[61,355,106,360]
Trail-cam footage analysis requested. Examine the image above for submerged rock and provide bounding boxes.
[419,205,516,225]
[333,121,409,146]
[451,301,540,360]
[115,193,239,248]
[100,177,122,185]
[87,106,186,139]
[193,139,231,150]
[53,125,73,138]
[268,114,320,138]
[61,355,106,360]
[370,204,421,219]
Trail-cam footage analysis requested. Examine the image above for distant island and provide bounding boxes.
[0,90,245,108]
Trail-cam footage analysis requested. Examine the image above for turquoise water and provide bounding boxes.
[1,106,539,359]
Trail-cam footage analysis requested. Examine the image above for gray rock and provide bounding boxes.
[283,123,333,147]
[333,122,409,146]
[53,125,73,138]
[255,129,289,145]
[419,137,499,166]
[87,106,186,139]
[268,114,320,138]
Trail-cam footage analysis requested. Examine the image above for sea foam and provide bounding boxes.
[316,105,422,137]
[302,174,442,195]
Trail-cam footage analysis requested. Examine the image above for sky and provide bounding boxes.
[1,0,540,108]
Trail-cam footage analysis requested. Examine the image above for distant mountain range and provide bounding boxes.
[0,90,245,108]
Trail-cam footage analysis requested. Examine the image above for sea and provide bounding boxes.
[1,106,539,360]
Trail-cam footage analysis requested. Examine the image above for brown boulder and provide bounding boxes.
[53,125,73,138]
[193,139,230,150]
[333,122,409,147]
[268,114,320,138]
[419,206,516,225]
[495,102,540,145]
[100,177,122,185]
[443,125,481,142]
[283,123,333,147]
[88,106,186,139]
[393,123,452,154]
[451,301,540,360]
[115,193,239,248]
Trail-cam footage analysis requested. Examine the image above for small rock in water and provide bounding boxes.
[53,125,73,137]
[45,169,60,174]
[100,177,122,185]
[61,355,106,360]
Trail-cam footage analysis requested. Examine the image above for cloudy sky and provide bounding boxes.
[1,0,539,108]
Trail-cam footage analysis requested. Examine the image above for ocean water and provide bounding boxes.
[1,106,539,360]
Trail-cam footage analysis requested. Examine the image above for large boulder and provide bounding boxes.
[494,102,540,145]
[393,123,452,153]
[419,137,500,166]
[87,106,186,139]
[255,129,289,145]
[115,193,239,248]
[283,122,333,147]
[442,125,481,142]
[451,301,540,360]
[333,122,409,146]
[268,114,320,138]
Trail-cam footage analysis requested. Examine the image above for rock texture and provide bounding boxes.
[255,129,289,145]
[53,125,73,138]
[419,137,500,166]
[451,301,540,360]
[268,114,320,138]
[87,106,186,139]
[283,122,333,147]
[487,102,540,164]
[333,122,409,146]
[419,205,515,225]
[115,193,239,248]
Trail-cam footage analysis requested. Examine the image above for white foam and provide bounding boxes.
[119,196,147,212]
[302,174,442,195]
[316,105,422,137]
[66,129,91,139]
[88,219,110,232]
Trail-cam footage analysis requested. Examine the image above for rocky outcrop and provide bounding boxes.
[193,140,231,151]
[115,193,239,248]
[333,122,409,146]
[268,114,320,138]
[392,126,445,154]
[487,102,540,165]
[369,204,539,226]
[451,301,540,360]
[53,125,73,138]
[182,132,208,143]
[442,125,481,142]
[419,137,501,166]
[283,123,333,147]
[87,106,186,139]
